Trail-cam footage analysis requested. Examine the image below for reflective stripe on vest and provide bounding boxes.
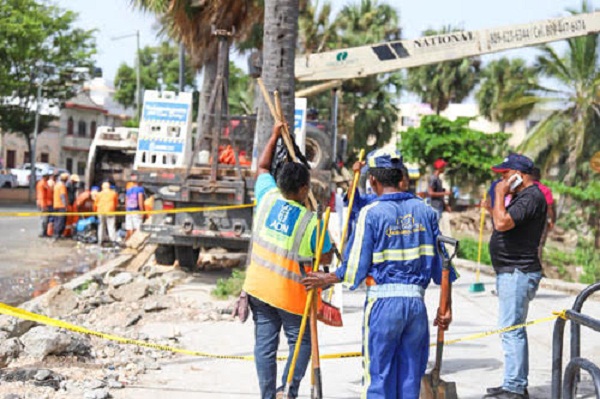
[243,189,315,315]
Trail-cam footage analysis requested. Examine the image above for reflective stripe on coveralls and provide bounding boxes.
[243,189,316,316]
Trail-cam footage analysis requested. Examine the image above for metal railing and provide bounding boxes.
[551,282,600,399]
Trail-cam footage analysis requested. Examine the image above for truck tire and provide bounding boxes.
[155,244,175,265]
[175,246,199,271]
[305,125,332,170]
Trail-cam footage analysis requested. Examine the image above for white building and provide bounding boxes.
[59,90,129,176]
[396,103,554,147]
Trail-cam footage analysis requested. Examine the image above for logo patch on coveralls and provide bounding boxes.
[266,200,301,236]
[386,214,426,237]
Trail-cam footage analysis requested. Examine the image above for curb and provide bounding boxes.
[454,258,592,297]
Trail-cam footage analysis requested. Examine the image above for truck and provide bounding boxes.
[132,12,600,270]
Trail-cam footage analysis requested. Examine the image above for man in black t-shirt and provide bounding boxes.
[484,154,546,399]
[428,159,451,218]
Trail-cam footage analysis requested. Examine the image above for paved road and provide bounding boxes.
[114,268,600,399]
[0,204,108,304]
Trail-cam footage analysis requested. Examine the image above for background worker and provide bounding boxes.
[52,173,69,239]
[530,166,556,268]
[242,122,332,399]
[428,158,452,219]
[125,181,145,240]
[95,181,119,246]
[485,154,547,399]
[303,149,455,399]
[35,172,51,237]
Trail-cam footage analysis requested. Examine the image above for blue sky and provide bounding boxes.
[56,0,588,83]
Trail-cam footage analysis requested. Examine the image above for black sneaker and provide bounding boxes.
[485,387,528,399]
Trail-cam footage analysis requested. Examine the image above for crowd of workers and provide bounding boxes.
[242,122,553,399]
[35,171,147,246]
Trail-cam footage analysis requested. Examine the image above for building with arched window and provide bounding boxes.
[60,91,127,177]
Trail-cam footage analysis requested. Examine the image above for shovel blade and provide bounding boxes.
[420,374,458,399]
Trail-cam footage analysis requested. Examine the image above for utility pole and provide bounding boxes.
[112,30,141,118]
[179,42,185,92]
[28,84,42,203]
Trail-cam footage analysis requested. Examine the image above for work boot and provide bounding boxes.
[484,387,527,399]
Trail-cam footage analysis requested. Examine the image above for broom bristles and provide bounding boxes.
[317,301,343,327]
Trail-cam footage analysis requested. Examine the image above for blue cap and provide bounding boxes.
[492,153,534,174]
[363,148,404,173]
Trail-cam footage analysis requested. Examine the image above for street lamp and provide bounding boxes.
[112,30,141,118]
[28,83,43,203]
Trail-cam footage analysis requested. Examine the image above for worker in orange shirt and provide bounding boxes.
[36,172,51,237]
[95,181,119,246]
[52,173,69,239]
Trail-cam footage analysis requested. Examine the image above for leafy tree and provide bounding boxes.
[229,62,254,115]
[406,27,480,114]
[519,1,600,185]
[0,0,96,196]
[400,115,510,186]
[476,57,539,132]
[113,41,196,109]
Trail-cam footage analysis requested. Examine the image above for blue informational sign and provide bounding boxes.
[138,139,184,154]
[294,109,304,132]
[143,101,189,123]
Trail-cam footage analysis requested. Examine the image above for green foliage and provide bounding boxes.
[457,237,492,266]
[400,115,511,186]
[0,0,96,143]
[545,242,600,284]
[73,280,93,294]
[543,180,600,202]
[113,41,196,109]
[406,27,480,114]
[518,2,600,185]
[212,269,246,299]
[476,57,539,131]
[229,62,254,115]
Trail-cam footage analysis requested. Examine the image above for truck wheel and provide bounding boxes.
[175,246,199,271]
[305,126,332,170]
[155,245,175,265]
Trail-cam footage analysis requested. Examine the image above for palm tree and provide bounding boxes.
[519,1,600,184]
[406,27,480,114]
[254,0,300,151]
[331,0,402,150]
[476,57,539,132]
[131,0,262,133]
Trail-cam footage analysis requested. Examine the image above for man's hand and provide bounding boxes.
[433,306,452,330]
[302,272,336,291]
[272,121,286,138]
[548,219,555,230]
[495,179,511,197]
[352,160,365,174]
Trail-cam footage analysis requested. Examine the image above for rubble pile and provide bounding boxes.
[0,237,237,399]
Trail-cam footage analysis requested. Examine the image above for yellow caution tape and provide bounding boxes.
[0,203,255,218]
[0,301,566,361]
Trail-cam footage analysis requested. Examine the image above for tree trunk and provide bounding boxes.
[254,0,299,155]
[196,57,218,144]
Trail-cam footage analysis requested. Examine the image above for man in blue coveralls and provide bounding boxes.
[302,148,456,399]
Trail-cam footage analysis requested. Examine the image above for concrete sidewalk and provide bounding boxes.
[113,268,600,399]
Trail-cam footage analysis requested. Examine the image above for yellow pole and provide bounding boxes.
[283,208,331,395]
[340,149,365,253]
[476,191,487,283]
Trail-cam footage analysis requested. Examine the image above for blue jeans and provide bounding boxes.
[496,269,542,394]
[249,295,311,399]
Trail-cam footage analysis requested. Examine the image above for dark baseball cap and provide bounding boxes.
[363,148,404,173]
[492,153,534,174]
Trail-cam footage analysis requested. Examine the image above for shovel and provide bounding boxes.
[420,235,459,399]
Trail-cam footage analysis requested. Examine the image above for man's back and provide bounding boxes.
[96,189,118,213]
[345,192,443,289]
